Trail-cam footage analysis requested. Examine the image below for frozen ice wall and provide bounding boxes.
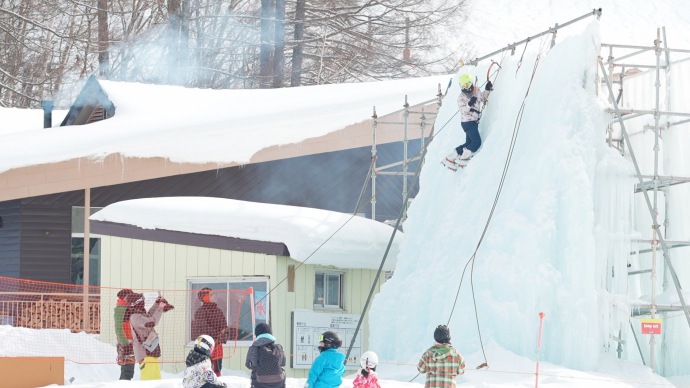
[369,22,639,371]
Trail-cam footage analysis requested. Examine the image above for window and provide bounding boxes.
[70,236,101,286]
[71,206,103,286]
[314,270,343,309]
[188,278,269,345]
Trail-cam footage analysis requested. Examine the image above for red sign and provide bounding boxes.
[641,319,662,335]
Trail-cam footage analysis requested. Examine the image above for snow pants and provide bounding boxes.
[140,356,161,380]
[119,363,134,380]
[455,120,481,155]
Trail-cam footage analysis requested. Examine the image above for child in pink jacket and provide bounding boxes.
[353,351,380,388]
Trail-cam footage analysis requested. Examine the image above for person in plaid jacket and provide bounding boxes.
[417,325,465,388]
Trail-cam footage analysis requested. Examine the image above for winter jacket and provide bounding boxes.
[114,299,130,346]
[193,301,229,360]
[114,299,134,365]
[353,370,380,388]
[306,348,346,388]
[457,87,490,123]
[130,301,165,362]
[417,343,465,388]
[246,334,286,388]
[183,348,227,388]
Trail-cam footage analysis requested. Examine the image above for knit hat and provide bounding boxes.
[255,322,272,336]
[433,325,451,343]
[117,289,133,300]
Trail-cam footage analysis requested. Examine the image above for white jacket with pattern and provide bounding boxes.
[457,87,490,123]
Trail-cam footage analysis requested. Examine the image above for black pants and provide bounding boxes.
[212,358,223,375]
[119,363,135,380]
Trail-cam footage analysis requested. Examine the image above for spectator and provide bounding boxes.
[114,288,135,380]
[183,335,227,388]
[417,325,465,388]
[353,351,380,388]
[305,331,345,388]
[246,323,286,388]
[193,287,229,376]
[128,293,175,380]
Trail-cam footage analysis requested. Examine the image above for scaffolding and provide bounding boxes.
[599,27,690,370]
[368,89,443,222]
[367,8,604,223]
[364,10,690,374]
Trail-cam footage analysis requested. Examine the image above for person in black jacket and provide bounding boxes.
[245,323,286,388]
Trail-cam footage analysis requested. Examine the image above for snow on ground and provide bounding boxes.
[0,325,682,387]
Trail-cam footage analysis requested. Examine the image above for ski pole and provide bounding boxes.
[535,312,545,388]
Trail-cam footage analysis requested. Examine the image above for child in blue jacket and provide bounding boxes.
[305,331,346,388]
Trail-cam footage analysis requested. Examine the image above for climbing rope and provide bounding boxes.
[446,33,552,371]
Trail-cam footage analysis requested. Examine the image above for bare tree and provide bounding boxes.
[0,0,468,108]
[97,0,109,76]
[259,0,273,88]
[272,0,285,87]
[290,0,306,86]
[290,0,468,85]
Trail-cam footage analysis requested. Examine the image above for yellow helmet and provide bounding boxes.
[458,73,473,92]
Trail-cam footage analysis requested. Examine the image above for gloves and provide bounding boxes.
[156,297,174,311]
[485,81,493,91]
[468,96,477,107]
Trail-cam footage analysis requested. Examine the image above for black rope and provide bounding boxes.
[352,156,376,215]
[446,36,550,370]
[343,108,465,364]
[248,103,462,323]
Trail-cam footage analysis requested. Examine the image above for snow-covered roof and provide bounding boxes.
[0,75,448,175]
[90,197,401,270]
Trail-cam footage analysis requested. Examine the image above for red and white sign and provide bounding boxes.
[641,319,662,335]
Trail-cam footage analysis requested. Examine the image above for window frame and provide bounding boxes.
[188,277,270,347]
[70,233,102,286]
[72,206,104,286]
[313,269,344,310]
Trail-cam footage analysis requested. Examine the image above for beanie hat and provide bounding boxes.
[255,322,272,336]
[117,289,133,300]
[433,325,451,343]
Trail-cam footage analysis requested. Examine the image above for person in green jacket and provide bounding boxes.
[114,288,135,380]
[417,325,465,388]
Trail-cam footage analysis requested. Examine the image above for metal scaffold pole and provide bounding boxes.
[599,58,690,333]
[371,107,378,220]
[402,96,409,213]
[467,8,602,66]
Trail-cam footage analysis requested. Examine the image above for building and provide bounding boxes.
[92,196,401,375]
[0,75,445,285]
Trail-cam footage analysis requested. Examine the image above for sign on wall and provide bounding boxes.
[291,310,363,369]
[641,318,662,334]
